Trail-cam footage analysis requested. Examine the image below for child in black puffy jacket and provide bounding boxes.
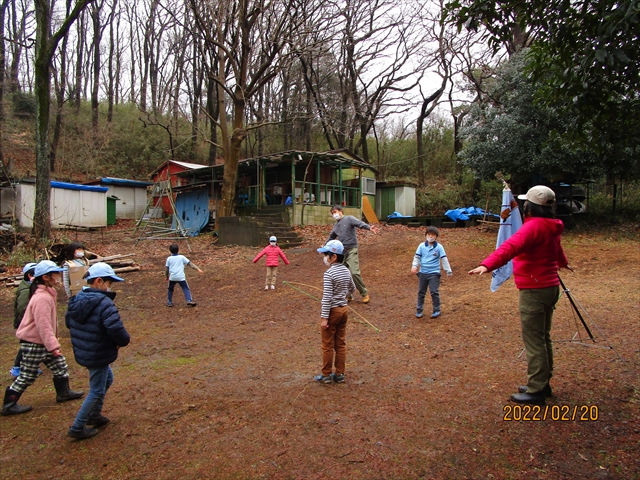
[65,262,130,440]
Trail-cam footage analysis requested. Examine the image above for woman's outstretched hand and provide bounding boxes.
[468,265,488,275]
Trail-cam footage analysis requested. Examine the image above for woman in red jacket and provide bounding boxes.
[253,236,290,290]
[469,186,572,405]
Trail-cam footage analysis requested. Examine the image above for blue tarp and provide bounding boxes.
[387,211,411,218]
[50,181,108,193]
[445,206,498,222]
[99,177,152,188]
[172,190,210,236]
[490,189,523,292]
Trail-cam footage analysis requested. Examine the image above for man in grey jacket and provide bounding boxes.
[327,205,380,303]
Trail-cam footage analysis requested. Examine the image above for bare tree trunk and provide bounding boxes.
[114,9,121,105]
[127,2,137,104]
[191,41,202,154]
[74,11,85,110]
[107,0,118,123]
[34,0,55,240]
[0,0,10,171]
[51,0,73,173]
[33,0,94,242]
[221,105,246,217]
[206,75,219,166]
[255,87,264,156]
[8,0,27,93]
[453,113,470,188]
[281,68,290,151]
[416,81,447,186]
[305,85,312,151]
[299,54,334,150]
[91,2,103,138]
[140,1,159,112]
[147,1,159,114]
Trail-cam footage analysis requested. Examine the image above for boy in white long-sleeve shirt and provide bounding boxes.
[411,227,452,319]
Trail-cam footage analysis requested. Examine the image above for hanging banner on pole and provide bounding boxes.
[490,187,523,292]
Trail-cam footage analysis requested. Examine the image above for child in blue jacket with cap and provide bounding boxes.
[66,262,130,440]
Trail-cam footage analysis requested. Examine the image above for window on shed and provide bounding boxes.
[362,177,376,195]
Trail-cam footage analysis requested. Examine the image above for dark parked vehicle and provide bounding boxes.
[550,184,587,214]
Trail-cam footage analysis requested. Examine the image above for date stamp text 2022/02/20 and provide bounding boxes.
[503,404,599,421]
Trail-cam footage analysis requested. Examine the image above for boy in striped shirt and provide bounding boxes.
[315,240,356,384]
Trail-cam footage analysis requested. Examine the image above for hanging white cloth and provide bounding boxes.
[490,187,523,292]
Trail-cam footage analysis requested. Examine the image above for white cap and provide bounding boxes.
[269,236,277,242]
[518,185,556,206]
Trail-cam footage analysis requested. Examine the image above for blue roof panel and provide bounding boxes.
[99,177,153,188]
[51,181,109,193]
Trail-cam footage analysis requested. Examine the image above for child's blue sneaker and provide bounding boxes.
[167,303,173,307]
[314,374,332,384]
[331,373,345,383]
[431,310,441,318]
[9,366,20,377]
[415,311,424,318]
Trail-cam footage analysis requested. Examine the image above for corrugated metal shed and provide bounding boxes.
[84,177,152,219]
[16,181,108,228]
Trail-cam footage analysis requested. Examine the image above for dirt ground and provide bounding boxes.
[0,222,638,480]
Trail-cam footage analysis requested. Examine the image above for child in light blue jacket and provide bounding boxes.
[411,227,452,318]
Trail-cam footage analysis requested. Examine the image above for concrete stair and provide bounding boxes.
[250,211,305,249]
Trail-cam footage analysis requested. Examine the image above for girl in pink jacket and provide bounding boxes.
[253,236,290,290]
[2,260,84,416]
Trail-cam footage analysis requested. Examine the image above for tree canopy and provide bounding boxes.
[446,0,640,180]
[458,52,600,183]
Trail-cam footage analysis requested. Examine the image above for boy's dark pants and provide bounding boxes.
[416,273,441,313]
[321,306,349,376]
[168,280,193,303]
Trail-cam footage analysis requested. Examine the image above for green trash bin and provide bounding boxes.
[107,195,119,225]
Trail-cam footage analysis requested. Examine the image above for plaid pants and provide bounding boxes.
[10,342,70,394]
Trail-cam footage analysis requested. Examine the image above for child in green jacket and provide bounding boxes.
[10,262,37,377]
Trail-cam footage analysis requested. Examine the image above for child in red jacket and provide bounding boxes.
[252,236,290,290]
